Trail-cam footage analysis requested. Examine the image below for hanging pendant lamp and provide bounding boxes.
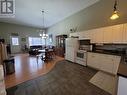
[110,0,119,20]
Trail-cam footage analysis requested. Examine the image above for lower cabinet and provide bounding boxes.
[87,52,100,69]
[87,52,121,75]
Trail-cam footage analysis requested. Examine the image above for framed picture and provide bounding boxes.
[21,38,26,42]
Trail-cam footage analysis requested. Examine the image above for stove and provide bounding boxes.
[75,50,87,66]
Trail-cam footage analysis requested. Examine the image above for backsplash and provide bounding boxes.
[93,44,127,54]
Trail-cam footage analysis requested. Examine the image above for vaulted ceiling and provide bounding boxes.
[0,0,100,28]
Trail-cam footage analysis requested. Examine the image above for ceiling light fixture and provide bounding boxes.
[40,10,48,39]
[110,0,119,20]
[39,10,48,48]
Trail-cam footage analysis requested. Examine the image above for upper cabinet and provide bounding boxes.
[90,29,96,43]
[77,30,91,40]
[123,23,127,43]
[70,23,127,44]
[69,32,79,37]
[103,26,113,43]
[112,24,124,43]
[95,28,104,43]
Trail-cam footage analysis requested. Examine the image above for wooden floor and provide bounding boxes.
[5,53,64,88]
[7,60,110,95]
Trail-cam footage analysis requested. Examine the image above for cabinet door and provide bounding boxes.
[103,26,113,43]
[100,55,114,74]
[90,30,96,43]
[85,30,91,39]
[95,28,103,43]
[80,30,91,39]
[112,24,124,43]
[123,23,127,43]
[91,28,103,43]
[70,32,79,37]
[87,52,100,69]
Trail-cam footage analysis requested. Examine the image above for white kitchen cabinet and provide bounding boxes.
[90,29,96,43]
[100,54,114,74]
[100,54,121,74]
[123,23,127,43]
[85,30,92,39]
[87,52,121,75]
[79,30,91,40]
[91,28,104,43]
[87,52,101,69]
[112,24,124,43]
[70,23,127,44]
[95,28,103,43]
[103,26,113,43]
[69,32,80,37]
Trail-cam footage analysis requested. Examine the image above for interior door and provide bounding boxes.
[10,36,21,53]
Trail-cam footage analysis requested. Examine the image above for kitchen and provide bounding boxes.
[65,23,127,95]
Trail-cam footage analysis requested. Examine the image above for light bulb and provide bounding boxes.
[40,34,42,36]
[110,11,119,20]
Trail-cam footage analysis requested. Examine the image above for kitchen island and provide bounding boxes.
[87,51,127,95]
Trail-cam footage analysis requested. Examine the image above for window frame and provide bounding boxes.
[28,37,45,46]
[11,37,19,46]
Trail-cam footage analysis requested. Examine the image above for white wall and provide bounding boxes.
[47,0,127,45]
[0,22,46,53]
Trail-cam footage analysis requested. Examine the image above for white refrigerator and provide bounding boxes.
[65,38,79,62]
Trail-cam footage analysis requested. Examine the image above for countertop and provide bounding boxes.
[88,50,122,56]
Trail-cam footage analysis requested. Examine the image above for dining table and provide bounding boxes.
[37,48,54,61]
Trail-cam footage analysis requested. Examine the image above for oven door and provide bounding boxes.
[76,51,87,66]
[76,52,84,60]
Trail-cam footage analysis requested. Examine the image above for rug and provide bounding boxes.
[6,60,111,95]
[89,71,116,94]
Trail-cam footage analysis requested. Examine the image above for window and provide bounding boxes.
[49,34,53,43]
[28,37,45,46]
[12,37,19,45]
